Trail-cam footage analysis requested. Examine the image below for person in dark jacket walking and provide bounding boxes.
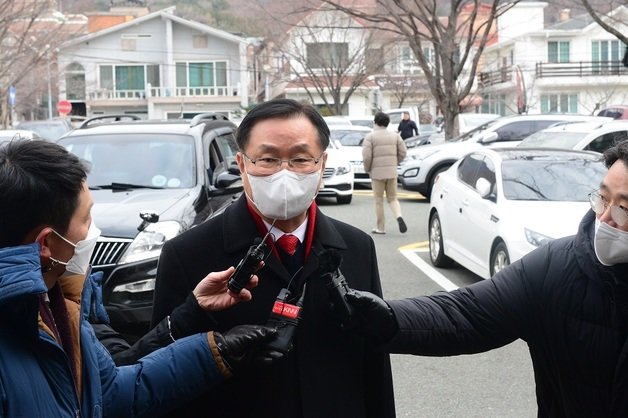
[0,139,278,417]
[150,98,396,418]
[397,111,418,139]
[342,139,628,416]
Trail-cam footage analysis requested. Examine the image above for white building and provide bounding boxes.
[57,6,249,120]
[478,2,628,116]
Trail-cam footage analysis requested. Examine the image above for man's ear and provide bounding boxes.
[35,228,54,258]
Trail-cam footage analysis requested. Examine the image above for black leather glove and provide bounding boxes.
[214,325,283,372]
[345,290,399,342]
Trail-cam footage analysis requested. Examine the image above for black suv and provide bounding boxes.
[57,114,243,337]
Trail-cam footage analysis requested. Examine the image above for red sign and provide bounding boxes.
[271,301,301,319]
[57,100,72,115]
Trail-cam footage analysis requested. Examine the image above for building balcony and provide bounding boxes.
[535,61,628,78]
[88,85,240,101]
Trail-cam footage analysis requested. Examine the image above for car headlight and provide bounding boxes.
[112,278,155,294]
[119,220,182,264]
[524,228,553,247]
[336,164,352,175]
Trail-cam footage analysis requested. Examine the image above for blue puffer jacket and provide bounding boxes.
[0,243,226,418]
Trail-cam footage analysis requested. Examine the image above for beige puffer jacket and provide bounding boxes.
[362,126,407,180]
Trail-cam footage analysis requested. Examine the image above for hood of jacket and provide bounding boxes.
[0,243,47,305]
[575,210,628,294]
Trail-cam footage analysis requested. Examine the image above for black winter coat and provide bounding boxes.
[151,195,395,418]
[386,210,628,417]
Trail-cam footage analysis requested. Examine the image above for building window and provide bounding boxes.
[65,62,86,101]
[306,43,349,69]
[541,93,578,113]
[481,94,506,115]
[548,41,570,63]
[99,64,159,91]
[175,61,228,91]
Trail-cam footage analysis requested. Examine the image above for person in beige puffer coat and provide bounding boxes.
[362,112,408,234]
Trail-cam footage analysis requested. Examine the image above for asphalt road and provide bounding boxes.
[317,188,537,418]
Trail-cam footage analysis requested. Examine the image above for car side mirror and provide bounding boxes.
[480,132,499,144]
[475,177,492,198]
[215,171,241,189]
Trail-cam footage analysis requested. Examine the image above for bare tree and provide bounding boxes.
[577,0,628,45]
[316,0,520,138]
[0,0,81,127]
[273,7,391,115]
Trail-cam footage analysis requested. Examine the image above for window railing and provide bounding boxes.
[478,61,628,88]
[88,85,239,100]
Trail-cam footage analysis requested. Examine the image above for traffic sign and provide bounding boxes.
[57,100,72,115]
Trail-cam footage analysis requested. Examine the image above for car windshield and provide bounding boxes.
[58,133,196,189]
[501,156,604,201]
[518,131,588,148]
[330,130,366,146]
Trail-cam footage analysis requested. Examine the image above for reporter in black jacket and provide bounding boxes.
[344,140,628,417]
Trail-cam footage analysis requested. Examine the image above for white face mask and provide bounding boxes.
[594,219,628,266]
[50,222,101,275]
[247,168,321,220]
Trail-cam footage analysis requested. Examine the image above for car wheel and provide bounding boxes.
[337,194,352,204]
[425,165,451,202]
[490,241,510,277]
[429,212,452,267]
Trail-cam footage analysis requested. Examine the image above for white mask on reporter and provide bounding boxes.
[50,222,101,276]
[247,168,321,220]
[594,219,628,266]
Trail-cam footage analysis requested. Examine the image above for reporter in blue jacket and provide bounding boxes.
[0,139,277,417]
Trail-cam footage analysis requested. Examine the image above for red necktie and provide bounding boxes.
[276,234,300,256]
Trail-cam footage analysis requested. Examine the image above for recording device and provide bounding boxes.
[264,286,306,354]
[318,249,358,330]
[227,237,267,294]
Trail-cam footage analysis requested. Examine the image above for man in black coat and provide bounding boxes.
[151,98,395,418]
[343,140,628,417]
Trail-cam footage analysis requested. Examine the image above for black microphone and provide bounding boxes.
[318,249,358,330]
[228,237,266,294]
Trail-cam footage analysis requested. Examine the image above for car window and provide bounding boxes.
[59,133,196,189]
[501,156,604,201]
[332,131,366,146]
[584,131,628,154]
[457,153,484,187]
[214,132,239,169]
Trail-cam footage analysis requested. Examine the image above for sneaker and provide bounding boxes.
[371,228,386,235]
[397,217,407,233]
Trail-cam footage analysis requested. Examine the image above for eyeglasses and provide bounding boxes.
[588,191,628,226]
[243,153,323,175]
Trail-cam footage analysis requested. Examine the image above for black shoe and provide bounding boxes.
[397,217,407,233]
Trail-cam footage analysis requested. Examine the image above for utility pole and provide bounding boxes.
[46,45,52,119]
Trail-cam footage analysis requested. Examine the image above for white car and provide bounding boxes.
[456,113,501,134]
[398,113,612,200]
[318,138,354,204]
[329,125,373,186]
[518,120,628,153]
[428,147,606,279]
[0,129,41,144]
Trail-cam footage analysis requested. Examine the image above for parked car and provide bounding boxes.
[16,118,74,141]
[323,116,353,126]
[0,129,41,144]
[317,138,354,204]
[428,147,606,279]
[57,113,243,338]
[518,120,628,153]
[596,105,628,120]
[398,113,612,200]
[329,125,373,186]
[348,117,374,128]
[455,112,501,134]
